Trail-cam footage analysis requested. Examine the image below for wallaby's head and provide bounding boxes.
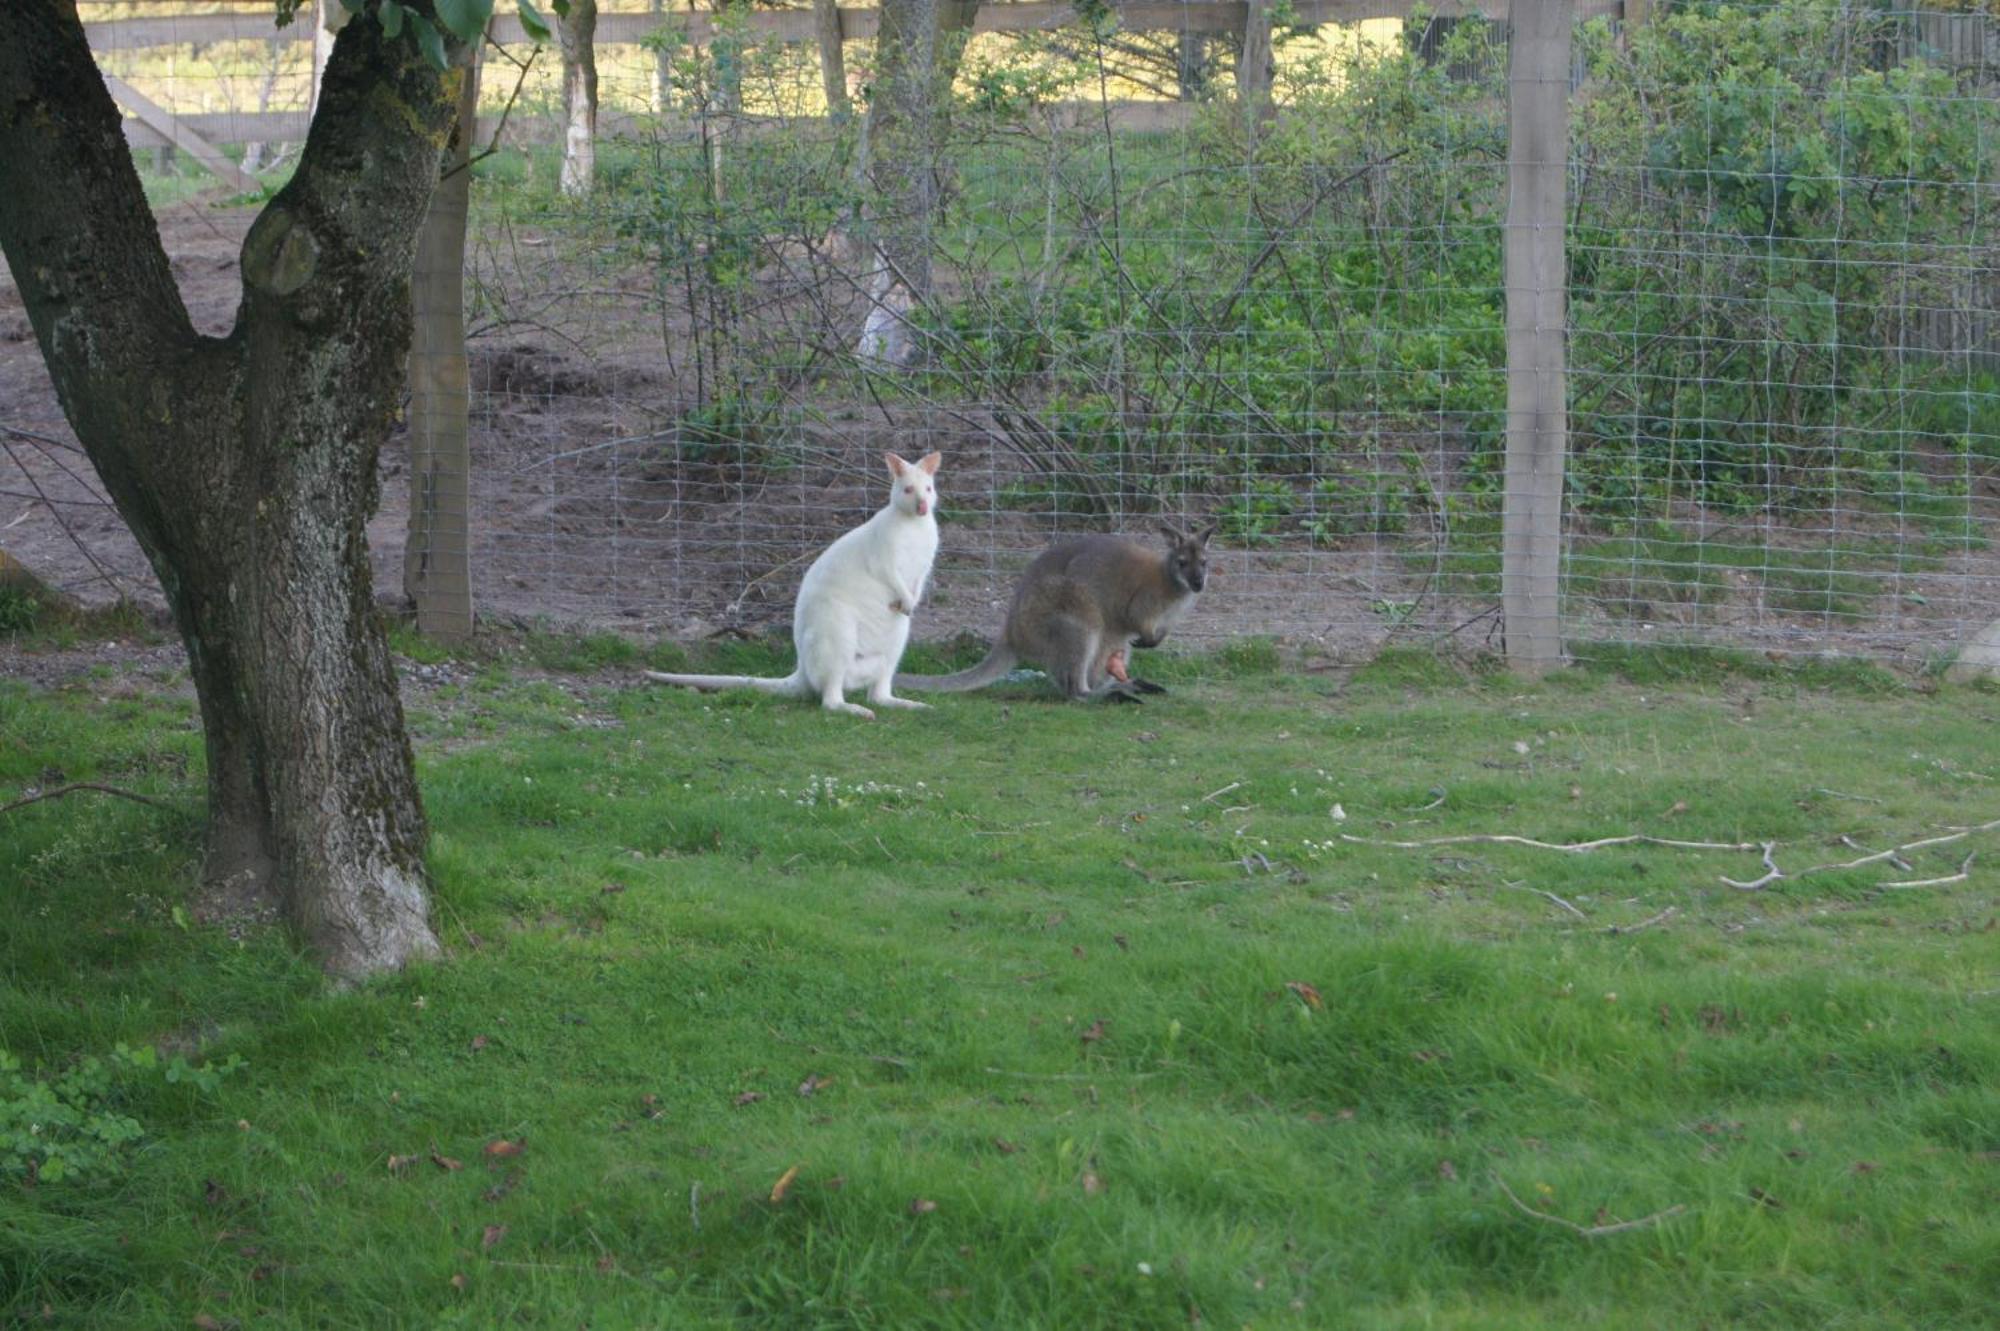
[1159,521,1217,593]
[885,451,942,518]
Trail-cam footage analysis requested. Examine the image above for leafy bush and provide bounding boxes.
[1,1045,244,1185]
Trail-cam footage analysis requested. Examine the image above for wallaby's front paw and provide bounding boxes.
[889,599,912,616]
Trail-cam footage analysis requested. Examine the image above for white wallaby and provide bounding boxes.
[643,451,942,719]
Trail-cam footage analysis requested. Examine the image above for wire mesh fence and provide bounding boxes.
[3,0,1997,670]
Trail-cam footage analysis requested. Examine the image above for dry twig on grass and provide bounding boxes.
[1,782,171,817]
[1491,1175,1690,1238]
[1346,817,1999,894]
[1340,832,1760,854]
[1881,852,1976,890]
[1608,906,1677,936]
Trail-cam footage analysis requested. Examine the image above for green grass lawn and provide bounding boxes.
[2,641,1998,1328]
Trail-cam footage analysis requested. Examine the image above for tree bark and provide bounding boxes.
[814,0,849,120]
[559,0,600,198]
[0,1,459,977]
[855,0,979,366]
[404,22,482,638]
[1239,0,1276,137]
[1176,30,1211,102]
[650,0,670,112]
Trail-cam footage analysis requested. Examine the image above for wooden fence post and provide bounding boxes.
[1501,0,1572,675]
[402,39,483,642]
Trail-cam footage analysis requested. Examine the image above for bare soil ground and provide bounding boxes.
[4,199,1997,676]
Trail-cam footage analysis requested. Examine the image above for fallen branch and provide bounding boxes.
[1345,817,2000,895]
[1608,906,1677,936]
[1340,833,1760,854]
[1504,882,1587,921]
[1720,842,1784,892]
[1492,1175,1689,1238]
[1880,851,1976,890]
[1,782,171,817]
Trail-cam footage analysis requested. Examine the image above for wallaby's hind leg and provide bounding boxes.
[820,676,876,720]
[1104,647,1167,696]
[866,678,929,710]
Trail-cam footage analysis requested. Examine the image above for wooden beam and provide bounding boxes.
[100,74,259,194]
[1500,0,1573,675]
[88,1,1624,51]
[121,109,310,150]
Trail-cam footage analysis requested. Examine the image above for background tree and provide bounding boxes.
[558,0,599,196]
[0,0,505,978]
[854,0,980,364]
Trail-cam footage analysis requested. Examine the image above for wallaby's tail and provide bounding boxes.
[895,646,1018,694]
[643,669,810,697]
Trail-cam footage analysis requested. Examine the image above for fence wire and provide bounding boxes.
[4,1,1997,671]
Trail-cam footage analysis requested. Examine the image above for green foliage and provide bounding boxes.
[1568,0,1996,517]
[0,1046,243,1185]
[0,584,43,635]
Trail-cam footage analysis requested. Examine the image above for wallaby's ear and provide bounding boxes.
[1195,521,1219,545]
[884,451,910,477]
[1159,522,1187,544]
[917,451,942,475]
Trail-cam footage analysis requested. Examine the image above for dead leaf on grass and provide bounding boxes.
[733,1091,766,1108]
[992,1137,1021,1155]
[469,1035,489,1053]
[796,1075,833,1098]
[386,1154,421,1174]
[1080,1019,1108,1045]
[483,1138,526,1161]
[908,1197,938,1216]
[769,1164,802,1204]
[1081,1170,1105,1195]
[430,1152,463,1172]
[1436,1159,1459,1182]
[1748,1187,1784,1209]
[481,1224,508,1250]
[595,1254,617,1274]
[1285,981,1324,1010]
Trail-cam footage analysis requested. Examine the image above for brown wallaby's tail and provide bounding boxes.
[643,669,811,697]
[894,646,1018,693]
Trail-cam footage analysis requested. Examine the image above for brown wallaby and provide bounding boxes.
[895,522,1215,702]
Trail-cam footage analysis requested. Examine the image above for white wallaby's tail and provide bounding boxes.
[894,647,1018,693]
[643,670,811,697]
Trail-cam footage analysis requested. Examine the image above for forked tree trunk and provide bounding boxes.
[855,0,979,365]
[559,0,600,198]
[0,2,460,977]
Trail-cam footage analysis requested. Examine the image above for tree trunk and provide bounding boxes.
[1176,30,1210,101]
[1239,0,1276,137]
[559,0,599,198]
[650,0,670,112]
[0,2,460,978]
[814,0,848,120]
[404,23,482,638]
[855,0,979,365]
